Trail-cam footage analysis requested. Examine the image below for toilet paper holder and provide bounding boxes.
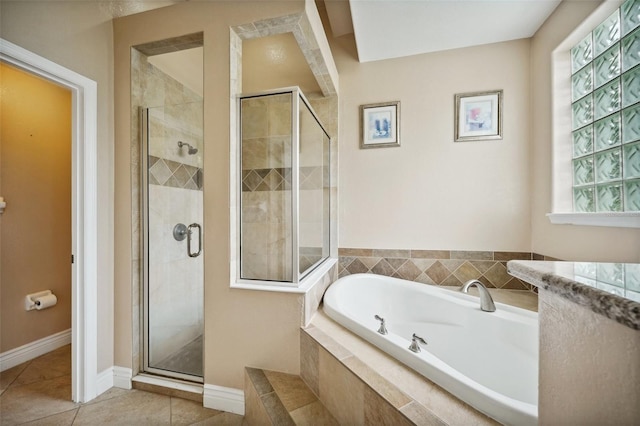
[25,290,55,311]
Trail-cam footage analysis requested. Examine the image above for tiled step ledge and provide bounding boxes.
[302,310,499,426]
[244,367,337,425]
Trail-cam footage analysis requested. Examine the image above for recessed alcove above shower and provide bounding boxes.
[242,33,320,95]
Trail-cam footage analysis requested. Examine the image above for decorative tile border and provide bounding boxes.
[242,167,291,192]
[339,248,561,291]
[241,166,325,192]
[148,155,202,190]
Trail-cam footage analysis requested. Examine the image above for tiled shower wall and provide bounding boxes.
[146,103,203,365]
[339,249,559,291]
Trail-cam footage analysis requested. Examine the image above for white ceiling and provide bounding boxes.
[325,0,562,62]
[124,0,563,92]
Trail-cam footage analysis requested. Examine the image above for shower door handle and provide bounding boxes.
[187,223,202,258]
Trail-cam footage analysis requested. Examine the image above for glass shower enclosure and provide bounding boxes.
[239,88,330,285]
[141,101,204,381]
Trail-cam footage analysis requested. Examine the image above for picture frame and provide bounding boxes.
[360,101,400,148]
[454,90,503,142]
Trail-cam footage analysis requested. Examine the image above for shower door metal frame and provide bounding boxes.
[140,107,204,383]
[236,87,331,287]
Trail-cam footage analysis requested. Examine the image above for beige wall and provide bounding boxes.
[0,1,115,370]
[0,63,71,352]
[333,35,533,252]
[530,0,640,263]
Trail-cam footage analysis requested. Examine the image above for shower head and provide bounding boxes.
[177,141,198,155]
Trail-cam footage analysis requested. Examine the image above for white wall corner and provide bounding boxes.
[96,367,114,396]
[113,366,133,390]
[0,329,71,372]
[203,384,245,415]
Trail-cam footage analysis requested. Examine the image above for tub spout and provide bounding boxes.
[461,280,496,312]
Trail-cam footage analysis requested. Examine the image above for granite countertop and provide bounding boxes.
[507,260,640,330]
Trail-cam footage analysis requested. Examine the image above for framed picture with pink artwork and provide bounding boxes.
[454,90,503,142]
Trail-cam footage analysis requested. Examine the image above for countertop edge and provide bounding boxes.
[507,260,640,330]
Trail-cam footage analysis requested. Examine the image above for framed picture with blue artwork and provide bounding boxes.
[454,90,503,142]
[360,101,400,148]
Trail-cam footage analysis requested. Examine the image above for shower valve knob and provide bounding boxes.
[173,223,188,241]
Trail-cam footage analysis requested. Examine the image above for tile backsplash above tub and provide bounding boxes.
[338,248,560,291]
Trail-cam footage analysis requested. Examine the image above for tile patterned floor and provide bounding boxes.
[0,345,244,425]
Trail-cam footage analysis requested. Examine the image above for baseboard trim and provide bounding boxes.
[0,329,71,372]
[203,384,245,415]
[96,367,114,396]
[113,366,133,390]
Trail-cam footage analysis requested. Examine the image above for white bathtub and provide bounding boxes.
[323,273,538,425]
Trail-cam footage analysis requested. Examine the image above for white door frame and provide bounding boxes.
[0,38,98,403]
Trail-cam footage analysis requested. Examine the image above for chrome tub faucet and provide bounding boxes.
[408,333,427,353]
[461,279,496,312]
[374,315,388,335]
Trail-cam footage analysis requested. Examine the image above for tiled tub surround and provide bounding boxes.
[302,312,498,425]
[507,260,640,424]
[338,248,557,291]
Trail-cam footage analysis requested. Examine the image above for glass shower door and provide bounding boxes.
[238,88,331,285]
[142,102,204,380]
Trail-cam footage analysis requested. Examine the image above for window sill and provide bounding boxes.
[547,213,640,228]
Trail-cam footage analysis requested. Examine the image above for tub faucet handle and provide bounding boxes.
[409,333,427,353]
[374,315,388,335]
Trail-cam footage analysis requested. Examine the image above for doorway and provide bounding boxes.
[0,38,99,403]
[0,61,72,360]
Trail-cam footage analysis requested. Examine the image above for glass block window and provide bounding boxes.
[571,0,640,212]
